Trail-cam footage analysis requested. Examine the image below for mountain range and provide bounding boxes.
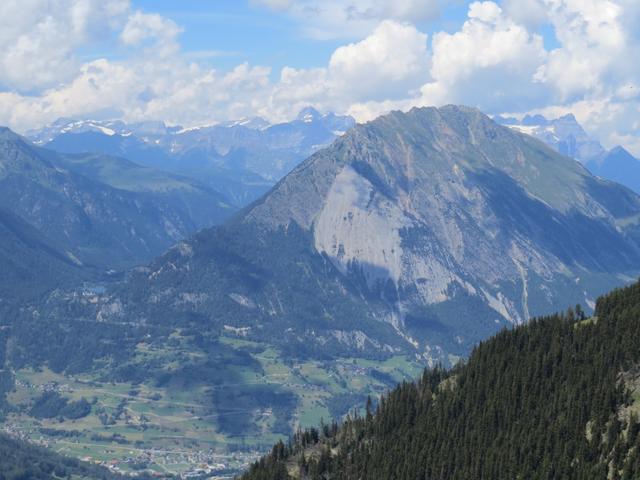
[497,113,606,161]
[50,105,640,363]
[28,108,356,206]
[4,105,640,474]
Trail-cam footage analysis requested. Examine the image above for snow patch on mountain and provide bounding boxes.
[498,113,605,162]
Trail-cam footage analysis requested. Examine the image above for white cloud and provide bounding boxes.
[0,56,276,132]
[542,0,627,100]
[251,0,294,10]
[379,0,443,21]
[417,1,548,112]
[0,0,129,91]
[264,20,429,120]
[120,11,182,57]
[518,0,640,154]
[328,20,429,101]
[502,0,548,29]
[0,17,431,131]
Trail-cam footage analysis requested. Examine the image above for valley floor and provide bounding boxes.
[1,335,421,477]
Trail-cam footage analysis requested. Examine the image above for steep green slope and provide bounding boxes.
[0,207,86,301]
[242,281,640,480]
[0,127,235,270]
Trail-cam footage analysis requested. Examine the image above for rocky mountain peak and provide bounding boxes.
[521,114,550,126]
[0,126,23,143]
[191,105,640,350]
[296,106,323,123]
[558,113,578,123]
[247,105,589,234]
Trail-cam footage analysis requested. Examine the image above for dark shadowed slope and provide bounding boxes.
[0,207,86,301]
[0,433,124,479]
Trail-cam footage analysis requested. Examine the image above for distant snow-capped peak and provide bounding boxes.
[497,113,605,162]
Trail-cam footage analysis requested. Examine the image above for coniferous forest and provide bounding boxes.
[241,281,640,480]
[0,433,125,479]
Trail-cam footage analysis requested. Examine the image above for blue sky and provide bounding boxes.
[132,1,320,74]
[0,0,638,155]
[125,1,560,76]
[110,1,441,77]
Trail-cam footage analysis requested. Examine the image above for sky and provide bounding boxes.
[0,0,639,154]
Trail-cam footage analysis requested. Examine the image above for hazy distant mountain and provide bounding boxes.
[26,117,181,143]
[0,127,234,270]
[498,113,640,194]
[84,106,640,363]
[496,113,606,162]
[584,146,640,194]
[28,108,356,206]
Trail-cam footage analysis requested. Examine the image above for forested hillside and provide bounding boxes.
[0,207,87,300]
[0,433,123,479]
[242,281,640,480]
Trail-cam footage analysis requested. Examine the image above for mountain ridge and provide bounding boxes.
[585,145,640,195]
